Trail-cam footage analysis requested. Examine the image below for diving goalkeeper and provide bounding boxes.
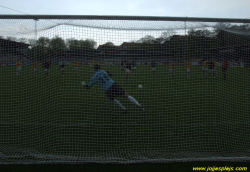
[83,64,144,112]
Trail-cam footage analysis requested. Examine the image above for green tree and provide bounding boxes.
[66,39,79,50]
[18,38,27,43]
[49,36,66,50]
[137,35,156,44]
[36,37,50,48]
[214,22,232,34]
[156,30,177,43]
[187,29,217,54]
[188,29,215,37]
[28,37,50,61]
[80,39,97,49]
[28,39,37,46]
[103,41,115,46]
[6,36,17,41]
[67,38,97,50]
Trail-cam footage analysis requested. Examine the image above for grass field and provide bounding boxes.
[0,64,249,164]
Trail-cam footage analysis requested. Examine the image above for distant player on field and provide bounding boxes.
[60,63,65,76]
[202,59,209,77]
[169,62,175,77]
[212,60,218,78]
[208,60,213,77]
[74,60,81,75]
[83,64,144,112]
[43,60,51,78]
[222,59,229,79]
[208,59,217,78]
[16,59,22,76]
[186,60,192,78]
[89,60,94,69]
[123,61,132,83]
[132,60,137,73]
[32,61,39,75]
[151,61,156,74]
[121,60,125,73]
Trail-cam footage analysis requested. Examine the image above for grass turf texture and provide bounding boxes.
[0,64,249,163]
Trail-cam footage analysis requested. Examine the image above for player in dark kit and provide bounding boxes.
[151,61,156,74]
[208,60,215,78]
[43,60,51,78]
[222,59,229,79]
[83,64,144,112]
[60,63,65,76]
[121,60,125,73]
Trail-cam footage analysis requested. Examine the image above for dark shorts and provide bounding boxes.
[222,67,227,72]
[106,83,126,100]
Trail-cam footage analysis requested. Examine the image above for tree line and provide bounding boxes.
[1,23,249,61]
[2,23,249,48]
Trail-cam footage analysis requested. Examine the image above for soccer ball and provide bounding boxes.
[138,85,143,89]
[81,81,86,86]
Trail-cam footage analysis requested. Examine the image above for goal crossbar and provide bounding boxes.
[0,15,250,23]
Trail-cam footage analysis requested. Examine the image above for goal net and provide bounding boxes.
[0,15,249,164]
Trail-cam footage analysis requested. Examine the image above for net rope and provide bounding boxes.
[0,15,249,164]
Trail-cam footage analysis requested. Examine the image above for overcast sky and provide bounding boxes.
[0,0,249,46]
[0,0,249,19]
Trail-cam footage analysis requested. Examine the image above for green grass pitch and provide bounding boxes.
[0,64,249,163]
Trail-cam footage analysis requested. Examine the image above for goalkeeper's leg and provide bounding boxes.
[125,93,145,112]
[113,99,126,111]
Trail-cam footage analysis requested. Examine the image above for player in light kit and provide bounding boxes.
[151,61,156,74]
[83,64,144,112]
[74,60,81,75]
[32,61,39,75]
[186,60,192,78]
[60,63,65,76]
[169,62,175,77]
[123,62,132,83]
[202,59,209,77]
[16,59,22,76]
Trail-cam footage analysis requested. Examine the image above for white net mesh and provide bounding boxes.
[0,15,249,164]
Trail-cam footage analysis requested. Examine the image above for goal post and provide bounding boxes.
[0,15,250,164]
